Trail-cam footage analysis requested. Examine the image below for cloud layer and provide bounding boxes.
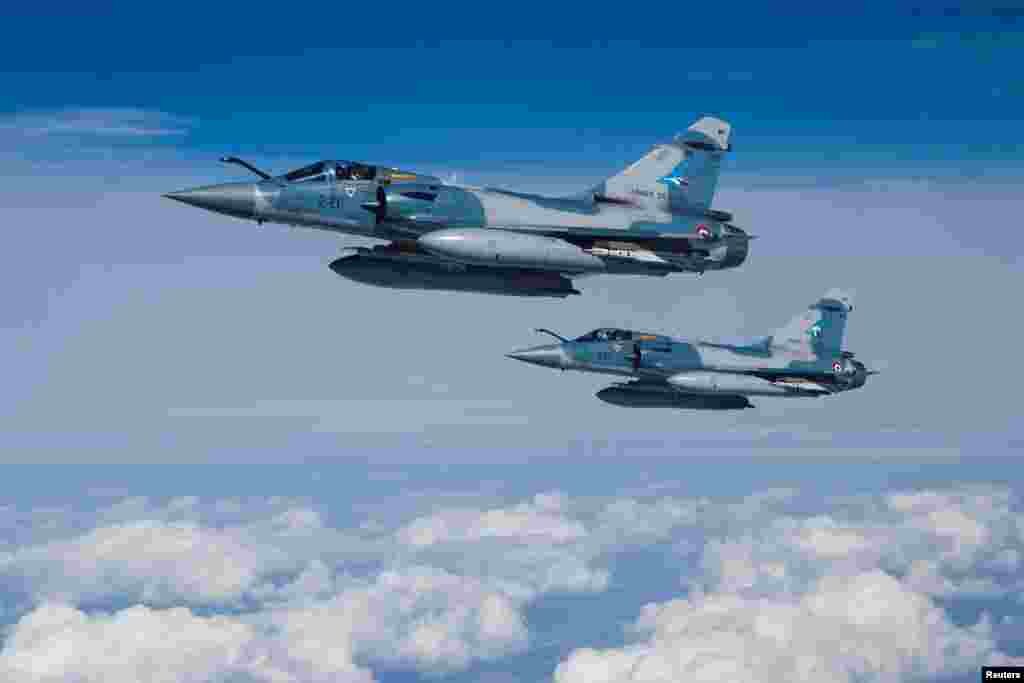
[556,485,1024,683]
[0,482,1021,682]
[0,108,192,139]
[556,571,1005,683]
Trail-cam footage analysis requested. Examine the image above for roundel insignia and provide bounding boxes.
[696,224,712,239]
[832,361,842,373]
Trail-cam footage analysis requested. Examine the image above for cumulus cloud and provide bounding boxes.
[1,485,1022,683]
[0,602,332,683]
[391,489,737,599]
[590,495,705,545]
[0,567,530,683]
[555,571,1013,683]
[394,492,609,597]
[0,493,609,679]
[274,567,528,674]
[1,519,293,607]
[398,492,584,547]
[0,496,343,609]
[555,484,1024,683]
[697,485,1024,600]
[0,492,619,611]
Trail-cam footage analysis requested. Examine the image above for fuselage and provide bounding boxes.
[169,167,747,274]
[560,338,837,378]
[166,117,748,296]
[260,179,726,240]
[507,329,869,399]
[165,153,751,297]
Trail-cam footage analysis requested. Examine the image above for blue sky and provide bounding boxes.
[4,4,1022,173]
[1,6,1023,681]
[2,2,1022,458]
[1,4,1022,460]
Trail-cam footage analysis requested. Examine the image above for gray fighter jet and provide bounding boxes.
[164,117,751,297]
[506,291,875,409]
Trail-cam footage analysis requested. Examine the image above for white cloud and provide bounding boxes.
[0,568,530,682]
[0,494,607,678]
[2,485,1023,682]
[555,571,1015,683]
[0,496,400,613]
[555,484,1024,683]
[591,495,705,544]
[398,491,585,547]
[0,108,192,138]
[0,602,339,683]
[696,485,1024,601]
[394,492,624,599]
[0,492,617,612]
[0,518,297,607]
[274,567,528,674]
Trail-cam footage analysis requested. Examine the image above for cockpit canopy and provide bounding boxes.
[575,328,634,342]
[279,160,440,185]
[574,328,670,344]
[282,160,378,183]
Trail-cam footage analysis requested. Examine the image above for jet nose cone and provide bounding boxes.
[505,344,565,369]
[163,182,256,219]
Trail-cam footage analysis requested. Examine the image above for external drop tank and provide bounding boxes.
[329,245,580,298]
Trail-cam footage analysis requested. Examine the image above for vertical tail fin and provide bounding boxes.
[597,116,731,212]
[665,117,731,211]
[771,290,854,357]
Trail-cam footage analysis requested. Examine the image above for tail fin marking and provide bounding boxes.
[598,116,731,213]
[771,289,854,357]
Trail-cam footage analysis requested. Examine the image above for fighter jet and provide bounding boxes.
[506,291,876,409]
[164,117,751,298]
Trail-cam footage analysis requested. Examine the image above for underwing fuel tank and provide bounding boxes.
[418,229,606,274]
[596,385,753,410]
[328,247,580,298]
[667,372,817,396]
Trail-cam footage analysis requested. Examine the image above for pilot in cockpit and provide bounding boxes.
[351,164,375,181]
